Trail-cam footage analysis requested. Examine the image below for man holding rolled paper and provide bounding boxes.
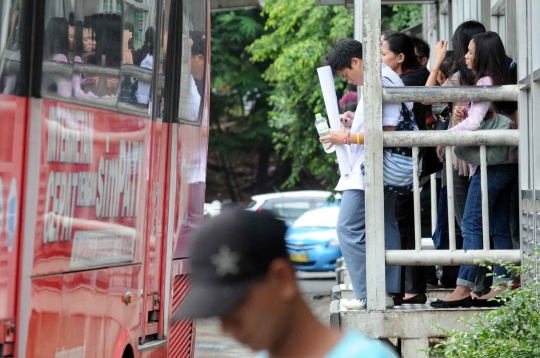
[320,38,412,309]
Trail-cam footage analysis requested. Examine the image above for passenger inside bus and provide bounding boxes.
[81,18,99,94]
[71,20,97,99]
[42,17,73,98]
[92,13,122,98]
[1,4,20,95]
[135,27,154,107]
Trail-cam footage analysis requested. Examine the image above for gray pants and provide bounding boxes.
[337,189,401,299]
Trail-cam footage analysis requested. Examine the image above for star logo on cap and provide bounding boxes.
[210,245,241,277]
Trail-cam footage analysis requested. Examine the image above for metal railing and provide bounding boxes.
[383,88,520,265]
[383,129,520,265]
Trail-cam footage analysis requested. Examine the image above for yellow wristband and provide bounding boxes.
[356,132,360,145]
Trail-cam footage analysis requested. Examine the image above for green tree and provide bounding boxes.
[208,10,275,201]
[249,0,353,189]
[381,5,423,31]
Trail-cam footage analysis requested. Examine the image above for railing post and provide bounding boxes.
[480,146,490,250]
[446,146,456,251]
[431,174,437,236]
[413,147,421,250]
[362,0,386,311]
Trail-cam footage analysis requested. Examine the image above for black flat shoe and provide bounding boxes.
[392,296,403,306]
[403,293,427,304]
[471,297,505,307]
[430,296,473,308]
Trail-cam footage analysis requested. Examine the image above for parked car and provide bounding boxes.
[285,206,342,271]
[246,190,340,223]
[203,200,222,224]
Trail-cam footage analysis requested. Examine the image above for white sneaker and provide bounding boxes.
[341,298,367,310]
[385,294,395,308]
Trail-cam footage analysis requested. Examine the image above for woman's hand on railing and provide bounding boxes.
[436,145,445,163]
[454,105,468,121]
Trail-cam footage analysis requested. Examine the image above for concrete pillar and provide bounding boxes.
[401,338,430,358]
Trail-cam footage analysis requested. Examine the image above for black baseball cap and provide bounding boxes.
[173,209,288,320]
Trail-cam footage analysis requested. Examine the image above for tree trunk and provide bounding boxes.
[255,138,271,194]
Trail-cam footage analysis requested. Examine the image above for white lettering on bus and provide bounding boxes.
[46,106,94,164]
[76,172,97,207]
[43,171,78,244]
[96,139,144,219]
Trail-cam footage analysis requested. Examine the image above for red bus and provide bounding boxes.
[0,0,210,356]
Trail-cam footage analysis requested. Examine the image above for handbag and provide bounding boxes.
[362,103,420,195]
[454,113,513,165]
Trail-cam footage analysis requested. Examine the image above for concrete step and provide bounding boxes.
[332,284,454,301]
[330,300,494,357]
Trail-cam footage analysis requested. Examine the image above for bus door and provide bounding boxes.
[158,0,210,355]
[0,1,30,356]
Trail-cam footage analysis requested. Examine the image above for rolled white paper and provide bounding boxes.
[317,66,351,175]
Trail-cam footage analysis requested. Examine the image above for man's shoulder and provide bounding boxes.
[328,331,398,358]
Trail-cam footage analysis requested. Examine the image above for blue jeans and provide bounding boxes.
[337,189,401,299]
[457,164,518,289]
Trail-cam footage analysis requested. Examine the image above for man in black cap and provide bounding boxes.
[174,209,397,357]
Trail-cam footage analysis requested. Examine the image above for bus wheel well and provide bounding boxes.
[122,344,135,358]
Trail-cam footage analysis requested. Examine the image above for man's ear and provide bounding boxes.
[267,259,297,300]
[351,57,362,68]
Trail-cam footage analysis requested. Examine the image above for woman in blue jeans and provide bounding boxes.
[431,31,518,308]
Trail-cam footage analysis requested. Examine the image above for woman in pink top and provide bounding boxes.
[431,32,518,309]
[43,17,72,97]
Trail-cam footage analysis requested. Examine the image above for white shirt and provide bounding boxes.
[335,64,412,191]
[137,54,153,104]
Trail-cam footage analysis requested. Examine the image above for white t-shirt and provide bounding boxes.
[335,64,412,192]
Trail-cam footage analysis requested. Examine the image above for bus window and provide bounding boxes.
[118,0,156,118]
[0,0,22,95]
[178,0,207,124]
[41,1,122,107]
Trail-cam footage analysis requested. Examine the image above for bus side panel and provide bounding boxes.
[25,275,63,358]
[0,94,27,347]
[31,99,152,276]
[58,268,109,357]
[25,265,142,357]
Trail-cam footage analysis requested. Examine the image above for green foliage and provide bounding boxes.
[210,9,274,159]
[381,5,423,31]
[248,0,353,188]
[209,10,275,200]
[427,259,540,358]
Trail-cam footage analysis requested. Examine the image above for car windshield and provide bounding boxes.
[292,208,339,228]
[246,200,257,209]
